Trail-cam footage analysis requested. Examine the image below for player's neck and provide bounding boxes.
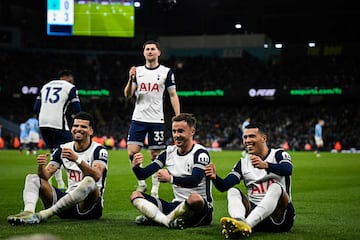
[259,147,270,160]
[178,142,194,155]
[73,139,91,151]
[146,60,159,69]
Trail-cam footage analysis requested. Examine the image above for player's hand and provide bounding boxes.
[132,152,144,168]
[157,169,171,182]
[250,154,267,169]
[129,66,136,80]
[205,162,217,179]
[61,147,78,162]
[37,153,49,166]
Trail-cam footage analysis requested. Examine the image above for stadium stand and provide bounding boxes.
[0,46,359,151]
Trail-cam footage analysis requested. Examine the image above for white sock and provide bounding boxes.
[166,201,193,222]
[227,188,247,220]
[151,174,159,195]
[136,163,146,187]
[132,198,168,226]
[39,176,96,220]
[138,179,146,187]
[23,174,41,213]
[246,183,282,227]
[54,168,65,187]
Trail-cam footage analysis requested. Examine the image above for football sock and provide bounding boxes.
[39,176,96,220]
[151,173,159,195]
[227,187,247,220]
[246,183,282,227]
[23,174,41,213]
[166,201,194,222]
[132,197,168,227]
[138,179,146,187]
[54,168,65,188]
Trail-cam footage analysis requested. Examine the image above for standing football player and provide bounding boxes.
[34,69,82,189]
[314,119,325,157]
[206,123,295,238]
[124,40,180,197]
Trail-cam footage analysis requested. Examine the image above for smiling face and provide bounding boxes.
[243,127,267,156]
[71,119,93,143]
[172,120,195,153]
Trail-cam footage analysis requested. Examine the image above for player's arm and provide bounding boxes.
[266,150,292,176]
[132,152,162,180]
[207,161,241,192]
[68,87,81,113]
[170,149,209,187]
[133,163,161,180]
[171,167,204,187]
[37,153,58,180]
[205,161,241,192]
[33,95,41,115]
[124,66,136,99]
[74,146,108,181]
[212,174,240,192]
[80,161,106,182]
[168,88,180,116]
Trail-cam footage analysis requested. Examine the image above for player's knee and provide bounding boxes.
[25,174,41,188]
[130,192,144,202]
[187,192,204,208]
[227,187,242,199]
[268,183,282,197]
[78,176,96,194]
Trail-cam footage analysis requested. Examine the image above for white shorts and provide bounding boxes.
[314,136,323,146]
[28,131,40,143]
[20,137,29,144]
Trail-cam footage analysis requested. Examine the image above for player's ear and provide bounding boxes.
[191,127,195,135]
[89,127,94,136]
[262,134,267,142]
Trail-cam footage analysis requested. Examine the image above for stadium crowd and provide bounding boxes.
[0,47,359,152]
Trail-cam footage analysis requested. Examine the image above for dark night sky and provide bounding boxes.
[1,0,359,46]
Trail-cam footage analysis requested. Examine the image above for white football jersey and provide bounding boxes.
[50,141,108,199]
[236,149,293,204]
[37,80,80,130]
[132,65,176,123]
[154,144,213,207]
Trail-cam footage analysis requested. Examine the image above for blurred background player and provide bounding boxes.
[240,117,251,156]
[124,40,180,197]
[314,119,325,157]
[25,114,40,155]
[241,117,251,134]
[34,69,81,189]
[19,122,29,154]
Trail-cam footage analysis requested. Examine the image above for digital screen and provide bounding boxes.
[47,0,135,37]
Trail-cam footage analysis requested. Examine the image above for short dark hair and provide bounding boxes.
[74,112,94,128]
[57,69,74,78]
[172,113,197,129]
[143,40,160,50]
[244,123,266,135]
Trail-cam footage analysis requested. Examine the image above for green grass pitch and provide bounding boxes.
[1,149,360,239]
[73,3,134,37]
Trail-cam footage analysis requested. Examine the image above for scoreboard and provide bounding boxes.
[47,0,74,36]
